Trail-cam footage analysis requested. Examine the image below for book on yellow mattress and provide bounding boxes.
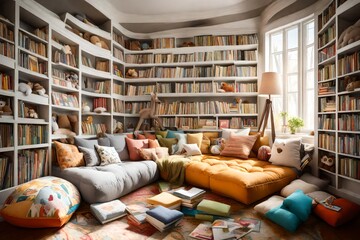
[196,199,231,217]
[147,192,182,209]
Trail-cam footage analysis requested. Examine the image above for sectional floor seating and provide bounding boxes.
[185,155,297,204]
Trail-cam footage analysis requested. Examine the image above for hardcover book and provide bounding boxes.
[173,187,206,200]
[189,222,213,240]
[197,199,231,217]
[90,199,127,224]
[126,202,149,224]
[147,192,182,209]
[145,205,184,232]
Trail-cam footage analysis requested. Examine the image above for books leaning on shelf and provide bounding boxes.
[90,199,127,224]
[145,205,184,232]
[0,156,12,190]
[0,72,12,90]
[18,148,49,184]
[147,192,182,209]
[0,124,13,148]
[126,202,150,225]
[51,91,79,108]
[81,122,106,135]
[173,187,206,208]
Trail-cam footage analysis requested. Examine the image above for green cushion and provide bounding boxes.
[158,138,178,154]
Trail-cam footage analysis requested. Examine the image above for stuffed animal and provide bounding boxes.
[338,19,360,48]
[319,155,335,172]
[65,72,79,89]
[51,114,59,133]
[345,75,360,91]
[82,102,91,113]
[181,41,195,47]
[18,82,33,96]
[63,45,72,55]
[129,40,141,51]
[126,69,138,78]
[32,83,48,97]
[0,100,12,115]
[90,35,110,50]
[221,82,234,92]
[53,114,78,143]
[28,109,39,119]
[113,120,123,133]
[258,145,271,161]
[94,107,106,113]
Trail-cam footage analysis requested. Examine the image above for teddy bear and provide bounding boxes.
[344,75,360,91]
[0,100,12,115]
[129,40,141,51]
[32,83,48,97]
[126,68,138,78]
[52,113,78,143]
[338,18,360,48]
[319,155,335,172]
[18,82,33,96]
[28,108,39,118]
[220,82,234,92]
[90,35,110,50]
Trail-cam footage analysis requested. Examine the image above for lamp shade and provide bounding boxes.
[258,72,282,95]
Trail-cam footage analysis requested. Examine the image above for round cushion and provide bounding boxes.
[257,145,271,161]
[0,176,80,228]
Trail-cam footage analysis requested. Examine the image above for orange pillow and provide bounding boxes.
[138,148,157,160]
[144,132,157,140]
[136,133,146,139]
[54,141,84,169]
[313,198,360,227]
[187,133,203,148]
[149,139,160,148]
[125,138,149,160]
[220,134,258,159]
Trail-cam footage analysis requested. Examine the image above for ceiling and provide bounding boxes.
[34,0,318,34]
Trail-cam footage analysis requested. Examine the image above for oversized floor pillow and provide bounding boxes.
[0,176,80,228]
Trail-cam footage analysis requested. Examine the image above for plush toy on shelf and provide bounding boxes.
[90,35,110,50]
[94,107,106,114]
[220,82,234,92]
[0,100,12,116]
[126,68,138,78]
[135,93,163,131]
[319,155,335,172]
[32,83,48,97]
[338,18,360,48]
[113,119,123,133]
[18,82,33,96]
[28,108,39,119]
[52,113,78,143]
[344,75,360,91]
[129,40,141,51]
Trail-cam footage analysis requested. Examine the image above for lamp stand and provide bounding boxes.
[257,95,276,143]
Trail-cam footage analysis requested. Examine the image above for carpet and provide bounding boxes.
[0,182,359,240]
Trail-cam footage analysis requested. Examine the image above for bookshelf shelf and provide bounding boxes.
[318,37,336,51]
[16,92,49,105]
[81,91,111,98]
[17,143,49,150]
[18,66,48,81]
[18,27,48,44]
[318,55,336,66]
[17,118,48,124]
[51,62,79,72]
[0,89,14,97]
[319,167,336,175]
[338,152,360,159]
[0,55,15,69]
[52,105,79,111]
[82,66,111,79]
[318,14,336,35]
[0,35,14,45]
[337,39,360,55]
[0,147,14,153]
[0,117,14,123]
[51,83,78,93]
[82,112,111,116]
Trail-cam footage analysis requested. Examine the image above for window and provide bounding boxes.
[265,17,315,131]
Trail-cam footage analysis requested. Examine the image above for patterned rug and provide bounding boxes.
[0,182,359,240]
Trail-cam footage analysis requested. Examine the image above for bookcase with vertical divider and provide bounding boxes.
[316,0,360,203]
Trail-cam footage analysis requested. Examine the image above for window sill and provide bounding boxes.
[276,132,314,143]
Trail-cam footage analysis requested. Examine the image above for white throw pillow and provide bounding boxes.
[280,179,319,197]
[174,133,187,154]
[254,195,285,215]
[95,145,121,166]
[221,128,250,140]
[183,143,202,156]
[269,138,302,170]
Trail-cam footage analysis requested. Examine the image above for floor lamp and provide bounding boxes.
[257,72,281,143]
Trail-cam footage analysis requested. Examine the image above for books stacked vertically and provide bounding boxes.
[145,205,183,232]
[195,199,231,221]
[147,192,182,210]
[90,199,127,224]
[126,202,149,226]
[173,187,206,208]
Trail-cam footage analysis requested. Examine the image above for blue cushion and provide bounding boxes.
[166,130,184,138]
[283,189,312,221]
[265,205,300,232]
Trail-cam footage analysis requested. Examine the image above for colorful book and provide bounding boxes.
[147,192,182,209]
[126,202,149,224]
[197,199,231,217]
[189,222,213,240]
[173,187,206,200]
[145,205,184,232]
[90,199,127,224]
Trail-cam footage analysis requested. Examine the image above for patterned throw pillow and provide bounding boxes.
[220,134,258,159]
[54,141,84,169]
[0,176,80,228]
[95,145,121,166]
[138,148,157,160]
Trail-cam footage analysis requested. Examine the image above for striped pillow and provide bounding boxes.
[220,134,258,159]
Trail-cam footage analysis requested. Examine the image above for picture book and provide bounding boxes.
[189,222,213,240]
[90,199,127,224]
[173,187,206,200]
[126,202,149,224]
[147,192,182,209]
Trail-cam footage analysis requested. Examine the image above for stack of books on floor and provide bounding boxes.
[90,199,127,224]
[145,205,184,232]
[126,202,149,227]
[172,187,206,208]
[195,199,231,221]
[147,191,182,209]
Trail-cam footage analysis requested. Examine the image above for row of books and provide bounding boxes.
[0,72,12,90]
[318,132,336,151]
[194,34,258,46]
[317,0,335,30]
[137,68,154,78]
[237,82,257,92]
[19,31,47,57]
[18,52,48,75]
[338,51,360,76]
[53,49,77,68]
[18,100,41,119]
[93,97,108,110]
[125,102,151,114]
[176,118,200,130]
[113,99,124,113]
[0,22,14,42]
[339,157,360,180]
[0,156,12,190]
[113,83,123,95]
[0,124,13,148]
[32,27,48,41]
[318,43,336,63]
[338,134,360,156]
[81,122,106,135]
[18,124,48,146]
[0,41,15,58]
[318,81,335,95]
[318,115,335,130]
[154,53,194,64]
[319,97,336,112]
[161,117,176,128]
[318,24,335,49]
[126,84,156,96]
[96,60,109,72]
[338,114,360,131]
[153,37,175,49]
[113,47,124,61]
[113,32,125,47]
[318,64,335,81]
[18,148,48,185]
[83,80,111,94]
[339,95,360,111]
[196,52,213,62]
[214,49,257,61]
[51,92,79,108]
